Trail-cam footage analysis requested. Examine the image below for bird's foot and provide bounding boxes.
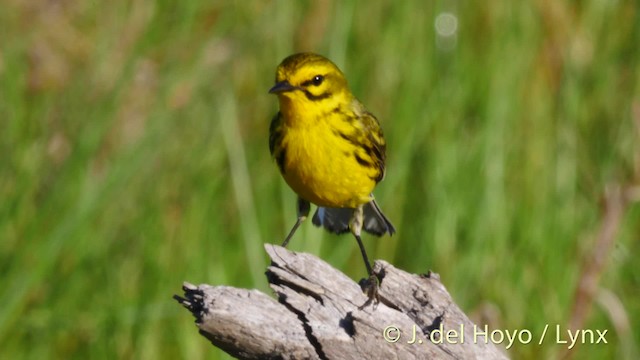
[359,273,380,309]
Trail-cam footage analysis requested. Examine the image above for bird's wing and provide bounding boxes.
[269,112,286,173]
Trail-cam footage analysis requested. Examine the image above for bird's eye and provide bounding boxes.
[312,75,324,86]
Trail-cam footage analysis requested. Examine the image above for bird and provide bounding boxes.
[268,52,395,300]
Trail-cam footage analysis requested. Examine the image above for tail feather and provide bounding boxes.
[311,206,352,235]
[311,200,395,236]
[365,199,396,236]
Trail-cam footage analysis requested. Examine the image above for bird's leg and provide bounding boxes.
[351,205,378,304]
[281,197,310,247]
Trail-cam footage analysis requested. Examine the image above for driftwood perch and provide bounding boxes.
[174,244,508,359]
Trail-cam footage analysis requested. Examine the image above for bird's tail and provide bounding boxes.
[311,200,396,236]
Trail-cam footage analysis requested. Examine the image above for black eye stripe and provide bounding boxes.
[301,74,325,87]
[312,75,324,85]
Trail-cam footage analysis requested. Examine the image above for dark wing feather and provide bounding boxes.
[269,112,286,173]
[360,111,387,182]
[345,98,387,183]
[269,112,282,155]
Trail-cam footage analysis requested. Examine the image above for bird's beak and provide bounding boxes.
[269,81,297,94]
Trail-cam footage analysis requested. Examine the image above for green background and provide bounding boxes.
[1,1,638,359]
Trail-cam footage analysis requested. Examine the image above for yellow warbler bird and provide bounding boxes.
[269,52,395,298]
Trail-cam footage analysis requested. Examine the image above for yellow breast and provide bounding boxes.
[280,121,376,208]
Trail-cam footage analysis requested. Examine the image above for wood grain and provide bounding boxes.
[174,244,508,359]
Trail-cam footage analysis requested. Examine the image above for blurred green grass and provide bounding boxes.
[1,0,639,359]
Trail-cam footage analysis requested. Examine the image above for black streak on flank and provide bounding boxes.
[336,130,352,143]
[332,129,358,147]
[354,153,373,168]
[359,143,380,165]
[329,106,357,124]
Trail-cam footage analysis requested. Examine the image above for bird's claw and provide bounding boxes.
[359,274,380,309]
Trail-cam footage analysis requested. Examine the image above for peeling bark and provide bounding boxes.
[174,244,508,359]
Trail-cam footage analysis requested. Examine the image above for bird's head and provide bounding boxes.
[269,53,351,107]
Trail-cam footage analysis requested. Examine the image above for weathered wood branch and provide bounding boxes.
[174,244,508,359]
